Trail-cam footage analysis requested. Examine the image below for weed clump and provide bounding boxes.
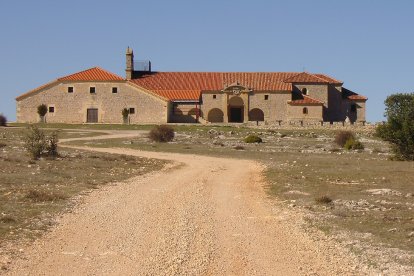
[0,114,7,126]
[46,131,59,157]
[344,138,364,150]
[315,195,333,204]
[244,135,262,143]
[149,125,175,142]
[25,190,66,202]
[334,131,355,147]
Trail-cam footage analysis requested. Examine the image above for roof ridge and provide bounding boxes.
[283,72,328,83]
[57,66,124,81]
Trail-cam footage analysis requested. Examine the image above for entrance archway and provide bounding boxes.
[228,96,244,123]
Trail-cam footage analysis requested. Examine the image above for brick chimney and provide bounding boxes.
[125,47,134,80]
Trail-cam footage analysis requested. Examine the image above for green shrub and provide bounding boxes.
[344,138,364,150]
[376,93,414,160]
[149,125,175,142]
[244,135,262,143]
[315,196,333,204]
[0,114,7,126]
[24,125,46,160]
[334,131,355,147]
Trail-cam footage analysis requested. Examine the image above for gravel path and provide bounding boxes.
[5,141,369,275]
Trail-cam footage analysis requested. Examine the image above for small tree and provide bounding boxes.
[37,104,48,123]
[376,93,414,160]
[24,125,46,160]
[122,108,130,124]
[0,114,6,126]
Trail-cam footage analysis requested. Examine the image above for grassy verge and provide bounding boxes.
[0,128,166,245]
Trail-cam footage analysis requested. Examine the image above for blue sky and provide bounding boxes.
[1,0,413,122]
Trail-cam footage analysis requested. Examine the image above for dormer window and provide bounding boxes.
[302,88,308,95]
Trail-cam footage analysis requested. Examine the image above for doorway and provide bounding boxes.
[229,107,243,122]
[87,108,98,123]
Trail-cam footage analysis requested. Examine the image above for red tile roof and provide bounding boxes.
[58,67,124,81]
[16,80,59,101]
[283,72,329,83]
[342,88,367,101]
[314,74,343,84]
[347,94,367,100]
[288,95,324,105]
[153,90,201,101]
[129,72,295,92]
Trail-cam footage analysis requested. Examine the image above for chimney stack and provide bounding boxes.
[125,47,134,80]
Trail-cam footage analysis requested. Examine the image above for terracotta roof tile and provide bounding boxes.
[342,88,367,101]
[288,95,324,105]
[283,72,329,83]
[16,80,58,101]
[153,90,201,101]
[58,67,124,81]
[129,72,294,92]
[314,74,343,84]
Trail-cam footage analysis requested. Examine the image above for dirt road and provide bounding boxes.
[6,141,367,275]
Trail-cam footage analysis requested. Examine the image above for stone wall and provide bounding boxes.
[17,81,168,124]
[287,105,323,121]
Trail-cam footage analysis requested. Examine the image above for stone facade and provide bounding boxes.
[16,48,368,124]
[17,81,167,124]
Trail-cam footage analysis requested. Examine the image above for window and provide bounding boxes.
[264,95,269,100]
[213,95,217,99]
[350,104,357,112]
[301,88,308,95]
[48,106,55,113]
[129,108,135,114]
[303,107,308,114]
[68,87,74,93]
[90,87,96,94]
[112,87,118,94]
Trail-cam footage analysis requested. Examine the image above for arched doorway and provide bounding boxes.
[249,108,264,121]
[208,108,224,123]
[228,96,244,123]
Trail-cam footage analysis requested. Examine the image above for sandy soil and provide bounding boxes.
[4,133,373,275]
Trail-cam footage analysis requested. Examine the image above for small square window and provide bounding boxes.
[129,108,135,114]
[90,87,96,94]
[112,87,118,94]
[264,95,269,100]
[48,106,55,113]
[68,87,74,93]
[213,95,217,99]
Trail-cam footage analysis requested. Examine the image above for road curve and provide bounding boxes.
[6,143,364,275]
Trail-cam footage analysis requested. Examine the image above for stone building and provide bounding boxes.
[16,48,367,124]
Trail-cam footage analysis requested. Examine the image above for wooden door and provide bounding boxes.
[87,109,98,123]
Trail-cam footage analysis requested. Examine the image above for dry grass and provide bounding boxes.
[0,128,166,244]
